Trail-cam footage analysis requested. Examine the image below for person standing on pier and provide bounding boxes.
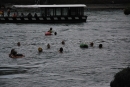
[0,10,4,16]
[7,9,10,17]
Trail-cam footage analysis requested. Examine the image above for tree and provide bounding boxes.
[110,67,130,87]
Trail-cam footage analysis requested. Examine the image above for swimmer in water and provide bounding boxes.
[59,47,63,53]
[38,47,43,52]
[47,43,50,49]
[9,49,24,58]
[17,42,20,46]
[61,40,65,45]
[48,27,53,33]
[54,32,57,35]
[90,42,94,47]
[99,44,103,48]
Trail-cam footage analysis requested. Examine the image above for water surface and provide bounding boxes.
[0,9,130,87]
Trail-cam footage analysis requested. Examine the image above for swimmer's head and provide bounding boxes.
[54,32,57,35]
[38,47,43,52]
[61,40,65,45]
[10,49,17,55]
[59,47,63,53]
[47,44,50,49]
[90,42,94,47]
[50,28,52,30]
[17,42,20,46]
[99,44,103,48]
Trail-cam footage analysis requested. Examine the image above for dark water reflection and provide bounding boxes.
[0,9,130,87]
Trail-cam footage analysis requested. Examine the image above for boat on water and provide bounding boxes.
[0,4,87,23]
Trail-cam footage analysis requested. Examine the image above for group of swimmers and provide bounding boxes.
[9,28,64,58]
[9,27,103,58]
[80,41,103,49]
[90,42,103,48]
[38,28,64,53]
[38,42,64,53]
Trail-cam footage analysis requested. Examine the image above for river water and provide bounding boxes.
[0,9,130,87]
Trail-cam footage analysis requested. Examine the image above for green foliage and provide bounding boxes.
[110,67,130,87]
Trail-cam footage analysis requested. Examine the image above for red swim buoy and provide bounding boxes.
[45,32,52,36]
